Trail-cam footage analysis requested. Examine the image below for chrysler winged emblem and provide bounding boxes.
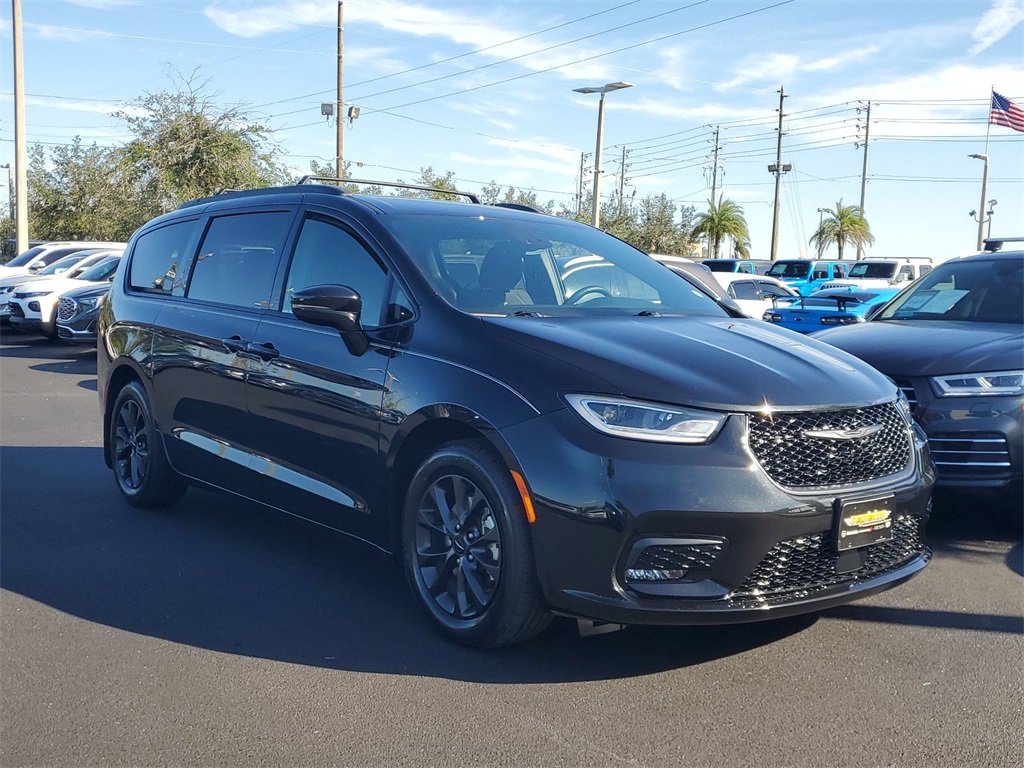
[803,424,884,440]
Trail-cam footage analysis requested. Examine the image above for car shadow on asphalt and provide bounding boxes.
[4,444,1021,683]
[1,330,97,373]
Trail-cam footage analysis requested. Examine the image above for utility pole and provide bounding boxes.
[709,125,721,206]
[577,152,586,216]
[856,100,871,260]
[12,0,29,253]
[617,146,628,207]
[768,86,788,262]
[342,0,350,177]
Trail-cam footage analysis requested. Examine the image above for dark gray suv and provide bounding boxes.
[97,179,935,646]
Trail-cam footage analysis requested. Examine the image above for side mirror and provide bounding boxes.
[291,284,369,356]
[28,262,44,272]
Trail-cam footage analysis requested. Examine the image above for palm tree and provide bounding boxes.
[690,198,750,259]
[810,199,874,259]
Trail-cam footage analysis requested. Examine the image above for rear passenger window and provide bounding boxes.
[129,221,195,294]
[730,281,760,300]
[282,216,388,325]
[187,212,292,309]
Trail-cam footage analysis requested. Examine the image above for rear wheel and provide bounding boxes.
[401,439,551,647]
[110,381,186,508]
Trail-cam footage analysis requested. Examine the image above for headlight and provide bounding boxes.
[931,370,1024,397]
[18,290,51,299]
[820,315,862,325]
[79,294,106,311]
[0,286,13,295]
[565,394,727,444]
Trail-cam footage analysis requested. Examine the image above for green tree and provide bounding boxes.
[117,69,288,206]
[690,198,750,259]
[810,199,874,259]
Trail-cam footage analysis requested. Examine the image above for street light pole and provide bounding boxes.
[968,153,989,251]
[816,207,827,256]
[573,81,633,229]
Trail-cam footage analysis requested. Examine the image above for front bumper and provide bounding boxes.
[56,310,101,344]
[501,408,934,626]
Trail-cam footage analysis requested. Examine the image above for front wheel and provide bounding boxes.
[401,439,551,647]
[109,381,187,508]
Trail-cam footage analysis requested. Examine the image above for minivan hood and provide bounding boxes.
[813,320,1024,376]
[484,315,895,412]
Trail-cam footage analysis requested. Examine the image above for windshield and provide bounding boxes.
[849,262,895,279]
[767,261,811,279]
[703,261,735,272]
[77,256,121,282]
[4,246,45,268]
[877,257,1023,323]
[38,251,97,276]
[387,214,727,317]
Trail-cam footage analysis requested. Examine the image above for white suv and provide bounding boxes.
[817,258,932,292]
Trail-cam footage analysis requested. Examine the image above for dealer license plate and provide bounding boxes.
[835,497,894,551]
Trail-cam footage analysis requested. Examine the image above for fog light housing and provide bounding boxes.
[28,301,40,312]
[622,536,727,587]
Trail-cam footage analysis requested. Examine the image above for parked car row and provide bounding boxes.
[1,241,125,341]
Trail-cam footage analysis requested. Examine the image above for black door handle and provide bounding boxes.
[246,341,280,362]
[222,336,248,355]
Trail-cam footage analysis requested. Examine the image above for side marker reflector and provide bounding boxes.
[510,470,536,524]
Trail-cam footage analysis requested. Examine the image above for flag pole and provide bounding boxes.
[984,84,993,155]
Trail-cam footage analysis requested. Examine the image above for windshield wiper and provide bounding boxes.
[510,310,545,317]
[635,310,662,317]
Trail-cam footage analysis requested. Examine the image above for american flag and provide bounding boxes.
[990,90,1024,133]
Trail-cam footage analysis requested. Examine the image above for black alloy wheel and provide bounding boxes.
[402,439,551,647]
[110,381,187,508]
[413,473,502,620]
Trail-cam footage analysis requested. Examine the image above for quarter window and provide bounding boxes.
[130,220,196,294]
[187,212,292,309]
[283,216,388,325]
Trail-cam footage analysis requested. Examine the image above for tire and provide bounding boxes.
[401,439,551,647]
[109,381,187,508]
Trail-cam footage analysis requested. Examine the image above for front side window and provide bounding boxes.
[187,212,292,309]
[730,281,761,300]
[282,216,388,325]
[130,220,196,295]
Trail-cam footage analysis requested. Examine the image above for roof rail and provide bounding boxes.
[491,202,550,214]
[982,236,1024,252]
[298,175,481,204]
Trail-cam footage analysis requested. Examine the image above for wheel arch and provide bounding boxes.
[383,406,524,554]
[102,361,146,469]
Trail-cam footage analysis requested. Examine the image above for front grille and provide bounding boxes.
[729,515,925,607]
[929,432,1012,480]
[57,297,77,322]
[747,402,912,488]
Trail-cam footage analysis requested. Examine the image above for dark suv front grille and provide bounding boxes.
[57,297,77,322]
[747,402,912,488]
[729,515,925,607]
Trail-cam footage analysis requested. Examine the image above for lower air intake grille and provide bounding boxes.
[729,515,925,607]
[747,401,912,488]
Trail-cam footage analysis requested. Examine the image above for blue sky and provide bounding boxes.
[1,0,1022,260]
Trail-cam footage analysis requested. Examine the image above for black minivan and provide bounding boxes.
[98,180,935,646]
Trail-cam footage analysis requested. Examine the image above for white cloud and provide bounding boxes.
[970,0,1024,54]
[720,53,799,90]
[804,45,880,72]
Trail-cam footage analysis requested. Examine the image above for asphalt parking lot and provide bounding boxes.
[1,329,1022,768]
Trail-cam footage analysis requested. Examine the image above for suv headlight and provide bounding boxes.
[931,370,1024,397]
[79,294,107,311]
[18,290,52,299]
[565,395,727,444]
